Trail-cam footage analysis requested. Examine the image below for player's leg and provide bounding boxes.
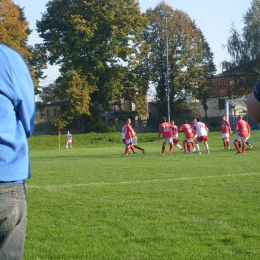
[122,139,126,153]
[131,144,136,153]
[182,140,187,153]
[234,137,241,153]
[174,139,182,150]
[162,140,166,155]
[226,138,230,149]
[204,141,209,153]
[195,139,201,154]
[222,138,226,148]
[241,141,246,153]
[246,141,253,148]
[124,139,132,155]
[187,142,191,153]
[169,141,173,155]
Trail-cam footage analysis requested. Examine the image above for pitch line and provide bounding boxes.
[26,172,260,189]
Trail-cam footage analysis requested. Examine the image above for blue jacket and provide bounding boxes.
[0,44,35,182]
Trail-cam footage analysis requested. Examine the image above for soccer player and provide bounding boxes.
[122,123,136,154]
[179,120,194,153]
[193,117,209,154]
[189,118,197,151]
[157,117,174,155]
[221,115,232,149]
[170,120,183,151]
[123,118,136,155]
[234,115,251,154]
[66,131,73,149]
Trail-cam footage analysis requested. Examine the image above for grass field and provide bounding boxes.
[23,131,260,259]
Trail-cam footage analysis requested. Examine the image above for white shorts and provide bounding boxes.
[222,133,229,139]
[235,136,247,142]
[184,138,193,143]
[162,137,173,143]
[125,138,132,145]
[132,137,137,146]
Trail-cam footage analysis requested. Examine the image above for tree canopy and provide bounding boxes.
[224,0,260,98]
[36,0,150,122]
[143,1,216,119]
[0,0,46,89]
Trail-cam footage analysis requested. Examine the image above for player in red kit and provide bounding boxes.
[179,120,194,153]
[122,123,136,154]
[170,120,183,152]
[189,118,197,151]
[234,115,251,154]
[122,118,136,155]
[221,115,232,149]
[158,117,174,155]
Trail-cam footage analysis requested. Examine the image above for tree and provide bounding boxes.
[36,0,150,123]
[143,1,215,120]
[224,0,260,98]
[0,0,46,89]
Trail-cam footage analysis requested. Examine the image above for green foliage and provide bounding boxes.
[92,123,119,133]
[24,131,260,259]
[36,0,149,119]
[0,0,46,89]
[143,1,216,119]
[224,0,260,97]
[29,132,157,150]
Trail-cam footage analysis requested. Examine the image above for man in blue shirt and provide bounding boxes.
[0,43,35,259]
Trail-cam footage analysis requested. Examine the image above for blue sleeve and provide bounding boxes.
[11,50,35,138]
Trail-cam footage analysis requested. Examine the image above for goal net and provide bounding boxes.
[226,98,260,143]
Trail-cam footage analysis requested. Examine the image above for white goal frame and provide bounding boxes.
[226,98,247,120]
[226,98,260,131]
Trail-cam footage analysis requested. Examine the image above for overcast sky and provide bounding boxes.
[13,0,252,86]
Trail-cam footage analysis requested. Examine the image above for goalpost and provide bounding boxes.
[226,98,260,143]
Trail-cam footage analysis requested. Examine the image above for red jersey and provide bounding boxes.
[235,119,250,137]
[221,120,230,134]
[190,121,197,135]
[123,123,135,140]
[158,122,173,139]
[179,124,194,139]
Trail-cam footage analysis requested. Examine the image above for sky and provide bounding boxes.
[13,0,252,87]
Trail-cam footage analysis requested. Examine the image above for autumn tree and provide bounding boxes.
[36,0,150,123]
[224,0,260,98]
[0,0,46,89]
[143,1,215,120]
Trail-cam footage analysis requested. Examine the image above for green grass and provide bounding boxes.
[24,131,260,259]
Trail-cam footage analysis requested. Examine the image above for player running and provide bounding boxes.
[122,118,136,155]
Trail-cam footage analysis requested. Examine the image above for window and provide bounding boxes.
[54,108,57,116]
[47,109,50,118]
[218,99,225,110]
